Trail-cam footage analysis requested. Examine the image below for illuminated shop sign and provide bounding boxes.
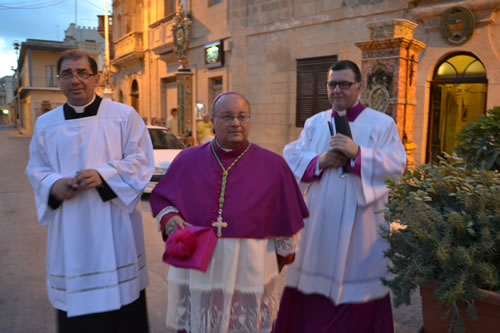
[204,40,224,69]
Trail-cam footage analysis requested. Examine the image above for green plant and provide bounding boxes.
[454,106,500,171]
[381,154,500,332]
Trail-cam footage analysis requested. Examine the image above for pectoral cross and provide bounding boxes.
[210,141,251,239]
[211,215,228,238]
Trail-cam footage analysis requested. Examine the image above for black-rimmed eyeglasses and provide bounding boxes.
[327,81,358,90]
[57,70,96,81]
[213,114,251,123]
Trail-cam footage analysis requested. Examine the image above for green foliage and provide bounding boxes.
[381,154,500,332]
[454,106,500,171]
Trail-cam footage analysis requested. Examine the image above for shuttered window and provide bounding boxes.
[46,65,57,88]
[296,55,337,127]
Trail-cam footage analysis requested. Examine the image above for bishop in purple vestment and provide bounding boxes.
[150,91,308,333]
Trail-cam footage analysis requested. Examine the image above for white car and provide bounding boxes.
[144,125,185,194]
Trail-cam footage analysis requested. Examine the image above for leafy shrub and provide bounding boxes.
[454,106,500,171]
[381,154,500,332]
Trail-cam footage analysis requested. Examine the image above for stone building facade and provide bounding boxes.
[65,23,105,69]
[0,76,15,124]
[110,0,500,163]
[16,38,101,134]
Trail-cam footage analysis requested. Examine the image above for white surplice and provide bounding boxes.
[155,206,299,333]
[283,107,406,305]
[164,237,297,333]
[25,99,154,317]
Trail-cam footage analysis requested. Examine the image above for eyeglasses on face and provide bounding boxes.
[327,81,358,90]
[57,70,96,81]
[214,114,250,123]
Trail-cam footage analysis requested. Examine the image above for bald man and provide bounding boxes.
[150,91,309,333]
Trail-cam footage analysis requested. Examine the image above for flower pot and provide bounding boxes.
[420,285,500,332]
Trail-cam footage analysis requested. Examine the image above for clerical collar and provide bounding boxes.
[215,139,232,152]
[214,138,251,158]
[69,94,96,113]
[64,95,103,120]
[332,102,365,122]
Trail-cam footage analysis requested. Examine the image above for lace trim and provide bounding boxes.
[165,276,282,333]
[275,233,299,257]
[155,206,179,231]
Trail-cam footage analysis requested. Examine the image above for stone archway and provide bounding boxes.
[426,52,487,162]
[130,80,139,113]
[118,89,124,103]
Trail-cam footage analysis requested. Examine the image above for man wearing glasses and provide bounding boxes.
[25,50,154,332]
[150,91,309,332]
[275,60,406,332]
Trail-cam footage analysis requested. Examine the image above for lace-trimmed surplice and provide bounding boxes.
[165,236,298,333]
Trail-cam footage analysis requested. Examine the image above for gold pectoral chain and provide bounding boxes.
[210,141,251,237]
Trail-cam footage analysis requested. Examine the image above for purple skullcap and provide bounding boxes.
[211,91,250,115]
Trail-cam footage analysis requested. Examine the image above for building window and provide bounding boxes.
[165,0,176,17]
[295,55,337,127]
[46,65,57,88]
[433,53,486,80]
[208,77,223,114]
[131,79,140,113]
[209,0,222,6]
[41,100,52,113]
[426,52,487,162]
[116,14,122,38]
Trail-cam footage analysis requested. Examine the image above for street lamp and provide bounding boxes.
[101,0,113,100]
[13,41,21,129]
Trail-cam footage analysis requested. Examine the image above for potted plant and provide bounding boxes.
[380,107,500,333]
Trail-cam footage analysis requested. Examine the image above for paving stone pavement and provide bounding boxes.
[392,289,423,333]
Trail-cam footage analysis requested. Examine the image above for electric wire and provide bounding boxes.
[82,0,104,12]
[0,0,62,5]
[0,0,67,10]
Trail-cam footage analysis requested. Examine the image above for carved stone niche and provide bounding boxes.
[356,19,426,167]
[367,65,393,115]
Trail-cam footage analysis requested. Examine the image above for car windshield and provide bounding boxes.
[148,128,185,149]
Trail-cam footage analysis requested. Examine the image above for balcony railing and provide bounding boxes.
[150,17,174,57]
[113,31,144,66]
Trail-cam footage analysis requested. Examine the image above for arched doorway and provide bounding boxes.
[131,80,139,113]
[118,90,124,103]
[426,53,487,162]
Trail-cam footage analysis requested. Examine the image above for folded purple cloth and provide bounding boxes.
[163,225,217,272]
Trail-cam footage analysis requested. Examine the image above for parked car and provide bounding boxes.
[144,125,185,194]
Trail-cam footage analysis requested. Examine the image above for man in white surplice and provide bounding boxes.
[275,60,406,332]
[25,50,154,333]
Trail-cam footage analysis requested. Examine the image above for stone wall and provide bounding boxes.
[229,0,409,153]
[111,0,500,161]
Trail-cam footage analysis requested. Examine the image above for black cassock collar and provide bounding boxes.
[63,95,103,120]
